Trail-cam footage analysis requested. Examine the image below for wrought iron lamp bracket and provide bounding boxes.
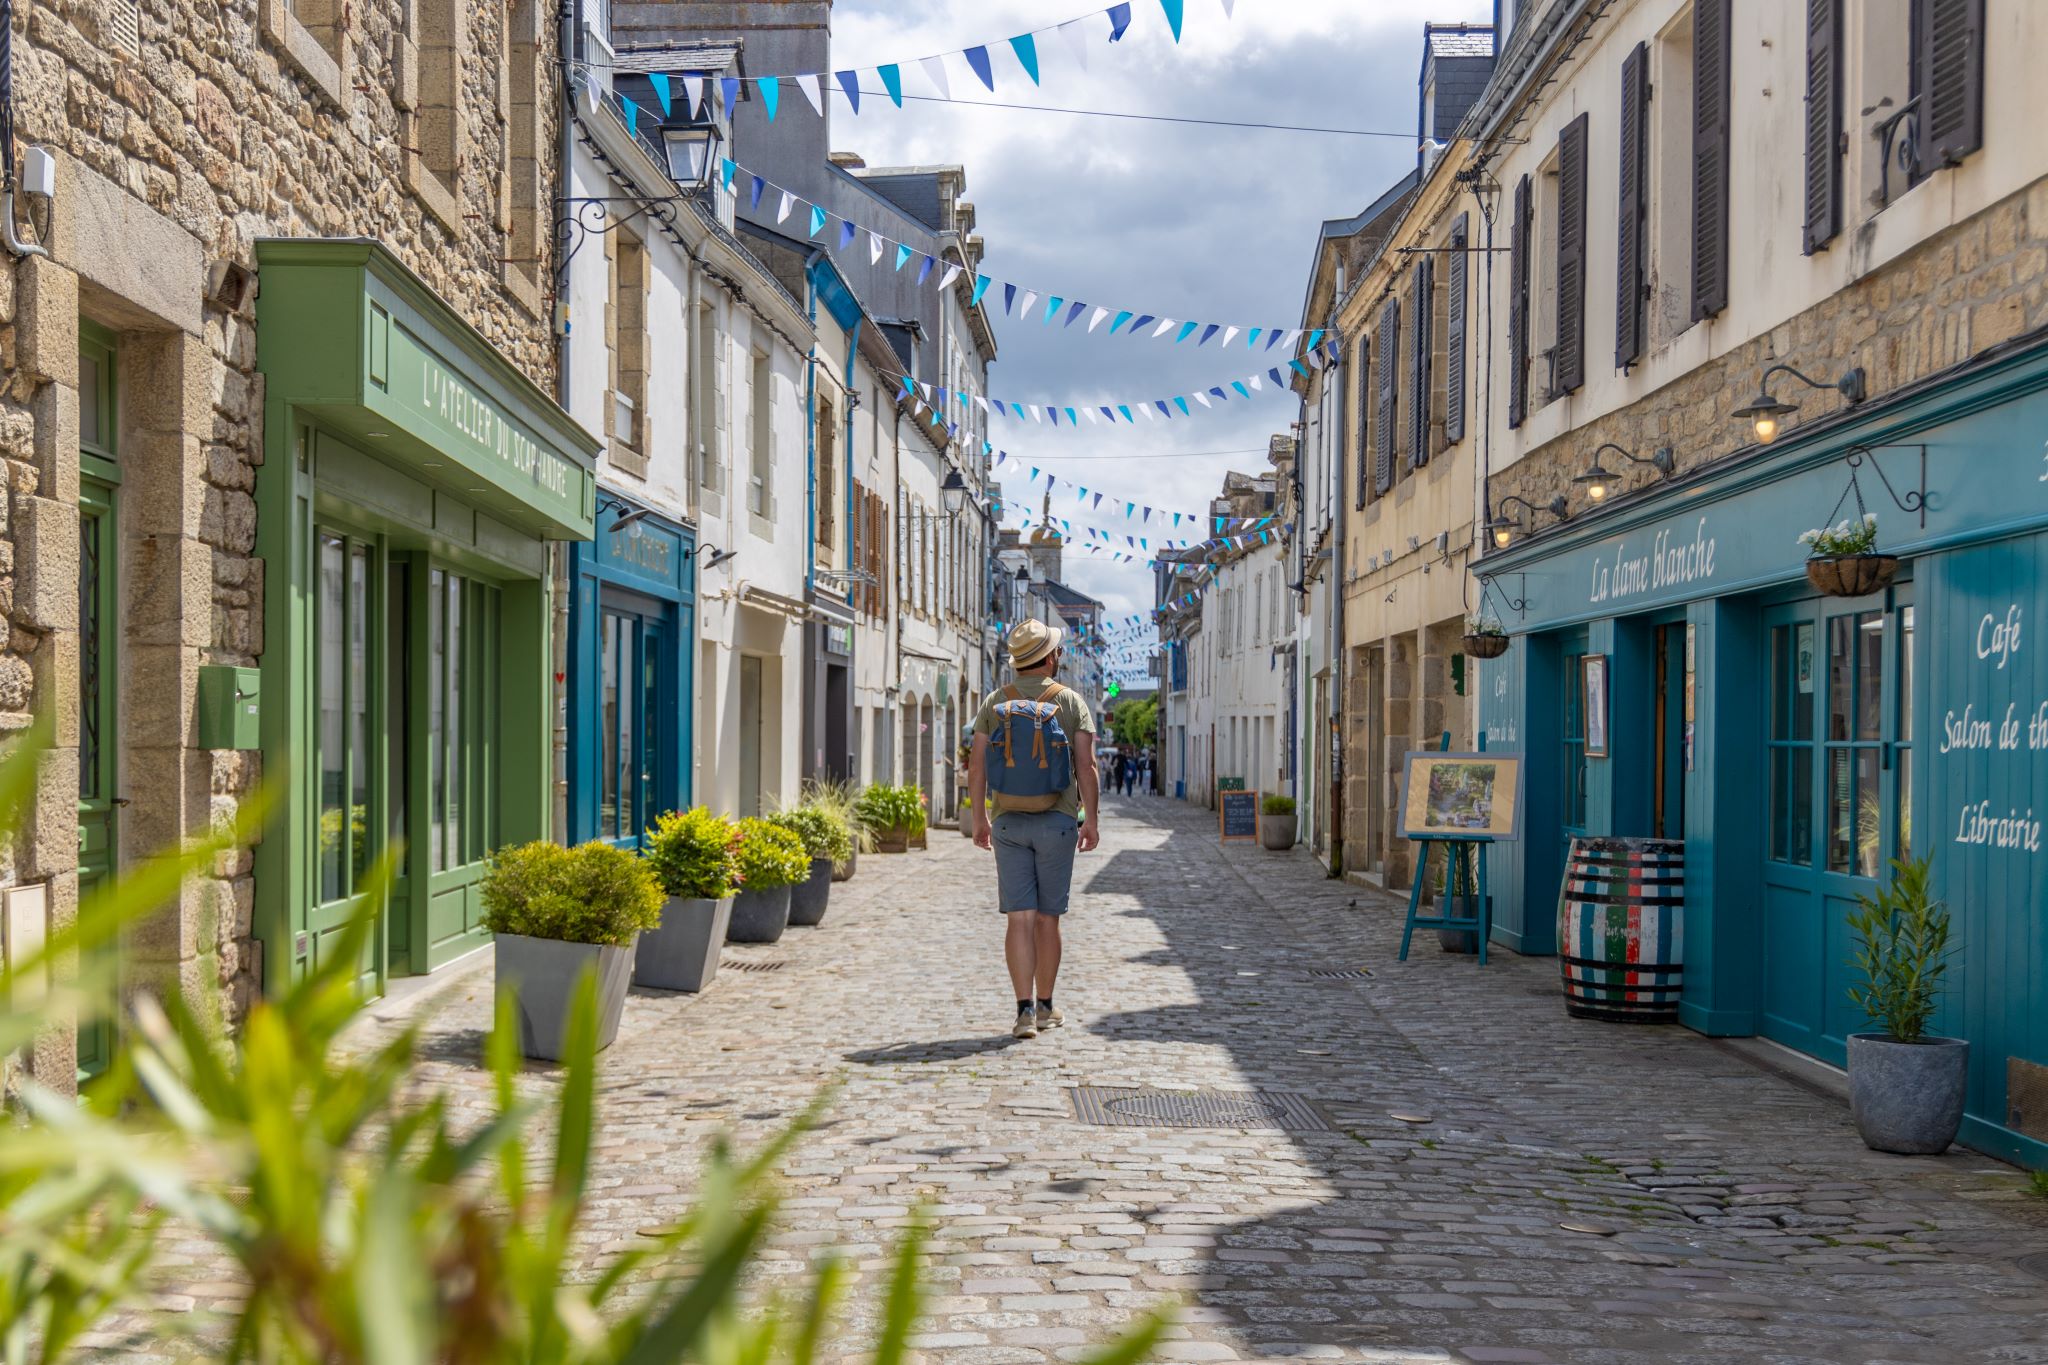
[554,195,681,274]
[1842,444,1929,530]
[1477,572,1529,617]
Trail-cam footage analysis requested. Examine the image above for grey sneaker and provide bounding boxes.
[1012,1009,1039,1039]
[1035,1004,1064,1030]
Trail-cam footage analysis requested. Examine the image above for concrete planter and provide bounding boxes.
[832,848,857,883]
[494,933,636,1062]
[634,896,731,992]
[787,858,834,927]
[726,885,793,943]
[1259,813,1297,851]
[1848,1033,1969,1155]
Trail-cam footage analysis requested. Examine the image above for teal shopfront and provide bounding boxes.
[1476,336,2048,1169]
[566,499,696,847]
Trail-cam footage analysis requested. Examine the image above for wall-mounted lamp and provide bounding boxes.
[599,497,654,532]
[1731,363,1867,445]
[697,544,738,572]
[1572,443,1677,502]
[1485,494,1569,549]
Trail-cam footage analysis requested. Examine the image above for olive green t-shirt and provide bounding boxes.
[973,676,1096,819]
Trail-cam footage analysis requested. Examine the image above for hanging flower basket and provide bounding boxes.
[1462,631,1511,659]
[1806,553,1900,598]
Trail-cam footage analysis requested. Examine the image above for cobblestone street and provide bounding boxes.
[133,796,2048,1364]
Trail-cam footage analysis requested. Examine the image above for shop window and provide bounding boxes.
[1649,5,1697,348]
[693,303,725,506]
[1562,646,1589,836]
[598,609,663,846]
[818,398,838,553]
[427,568,500,875]
[747,350,774,525]
[1768,620,1818,865]
[315,535,378,905]
[1895,605,1915,855]
[1530,147,1561,405]
[1824,610,1885,877]
[607,227,649,474]
[262,0,349,109]
[404,0,464,233]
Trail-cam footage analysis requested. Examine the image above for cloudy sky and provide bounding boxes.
[824,0,1490,657]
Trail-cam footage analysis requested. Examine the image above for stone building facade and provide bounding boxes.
[2,0,564,1091]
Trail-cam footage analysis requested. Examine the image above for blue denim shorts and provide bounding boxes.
[992,811,1079,915]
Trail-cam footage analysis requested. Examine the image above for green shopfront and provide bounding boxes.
[1476,336,2048,1170]
[254,240,599,994]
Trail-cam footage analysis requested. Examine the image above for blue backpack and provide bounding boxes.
[986,682,1074,812]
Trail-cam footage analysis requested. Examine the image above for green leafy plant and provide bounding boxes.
[1107,698,1159,749]
[645,807,743,900]
[1846,853,1952,1043]
[854,784,927,837]
[799,778,877,857]
[0,729,1175,1362]
[733,816,812,892]
[2026,1170,2048,1200]
[1799,512,1880,557]
[768,805,853,864]
[1261,794,1296,817]
[480,839,664,946]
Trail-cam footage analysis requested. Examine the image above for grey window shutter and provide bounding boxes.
[1444,213,1469,444]
[1918,0,1985,168]
[1374,297,1398,494]
[1691,0,1732,322]
[1555,112,1589,394]
[1616,43,1650,366]
[1354,334,1371,509]
[1409,258,1433,467]
[1803,0,1843,254]
[1508,175,1531,429]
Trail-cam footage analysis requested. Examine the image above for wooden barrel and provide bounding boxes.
[1558,837,1684,1023]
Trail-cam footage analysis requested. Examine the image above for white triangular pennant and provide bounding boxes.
[1194,391,1212,407]
[974,396,990,413]
[684,75,706,118]
[1151,317,1176,338]
[795,73,824,117]
[1279,328,1303,351]
[1058,19,1091,71]
[1221,0,1236,15]
[1249,374,1263,391]
[939,263,963,290]
[777,190,794,223]
[1019,290,1038,317]
[1089,307,1110,332]
[1222,326,1240,348]
[920,55,951,100]
[869,230,884,265]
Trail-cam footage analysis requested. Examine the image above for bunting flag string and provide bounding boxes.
[887,341,1338,437]
[987,452,1284,533]
[596,1,1222,116]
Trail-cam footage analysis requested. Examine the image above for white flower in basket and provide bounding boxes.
[1798,512,1879,558]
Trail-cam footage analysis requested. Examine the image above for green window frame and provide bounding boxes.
[426,566,501,875]
[76,322,120,1083]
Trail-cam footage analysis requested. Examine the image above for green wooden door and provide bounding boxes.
[309,530,391,991]
[75,329,120,1082]
[414,566,502,972]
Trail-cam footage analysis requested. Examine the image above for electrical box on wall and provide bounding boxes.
[198,665,261,750]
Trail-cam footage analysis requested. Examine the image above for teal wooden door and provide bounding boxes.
[1761,590,1913,1065]
[596,605,667,848]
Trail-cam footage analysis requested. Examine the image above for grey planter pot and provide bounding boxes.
[788,858,834,927]
[634,896,732,992]
[832,848,857,883]
[494,933,636,1062]
[1848,1033,1970,1155]
[1259,813,1297,851]
[726,885,792,943]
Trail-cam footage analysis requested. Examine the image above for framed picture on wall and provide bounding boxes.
[1397,753,1524,841]
[1582,653,1610,758]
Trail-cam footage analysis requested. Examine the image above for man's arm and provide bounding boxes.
[969,734,993,849]
[1075,730,1100,852]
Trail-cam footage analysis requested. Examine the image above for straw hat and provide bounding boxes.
[1007,618,1063,669]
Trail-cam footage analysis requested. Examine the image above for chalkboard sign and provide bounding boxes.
[1219,789,1260,843]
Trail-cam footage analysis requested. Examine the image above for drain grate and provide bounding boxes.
[1069,1086,1330,1132]
[725,959,787,973]
[1307,968,1374,980]
[2019,1252,2048,1283]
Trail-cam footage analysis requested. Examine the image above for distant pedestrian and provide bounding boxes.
[969,619,1100,1040]
[1119,754,1137,796]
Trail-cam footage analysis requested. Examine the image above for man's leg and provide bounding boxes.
[1033,912,1062,1000]
[1005,910,1039,1002]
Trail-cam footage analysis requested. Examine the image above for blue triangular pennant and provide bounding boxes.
[720,77,740,122]
[878,64,903,107]
[1159,0,1184,42]
[749,175,765,209]
[621,97,640,138]
[1009,33,1041,84]
[964,45,996,90]
[1045,295,1063,324]
[835,70,861,114]
[1108,3,1134,40]
[918,254,935,284]
[760,77,780,121]
[895,243,912,271]
[971,275,992,308]
[648,73,672,117]
[809,204,828,238]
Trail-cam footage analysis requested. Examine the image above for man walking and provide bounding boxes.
[970,619,1100,1040]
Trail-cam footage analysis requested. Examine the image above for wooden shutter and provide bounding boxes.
[1408,258,1433,467]
[1802,0,1843,254]
[1554,113,1589,394]
[1444,213,1468,444]
[1918,0,1984,168]
[1508,175,1531,429]
[1373,296,1398,494]
[1691,0,1732,322]
[1616,43,1650,366]
[1354,335,1372,508]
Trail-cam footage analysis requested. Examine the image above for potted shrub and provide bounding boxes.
[726,816,811,943]
[857,783,926,853]
[483,840,663,1061]
[804,778,874,881]
[1845,854,1966,1154]
[1259,794,1298,851]
[769,804,853,927]
[1800,512,1898,597]
[1462,614,1511,660]
[636,808,741,992]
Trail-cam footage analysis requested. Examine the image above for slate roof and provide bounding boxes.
[850,173,944,232]
[612,41,742,75]
[1045,580,1104,610]
[1425,26,1495,59]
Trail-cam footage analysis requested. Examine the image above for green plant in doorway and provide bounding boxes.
[1260,794,1296,817]
[645,807,743,900]
[732,816,812,891]
[1845,853,1951,1043]
[479,839,665,946]
[800,778,877,856]
[855,783,927,839]
[768,805,853,863]
[2025,1170,2048,1200]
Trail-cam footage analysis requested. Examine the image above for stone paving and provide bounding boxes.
[102,795,2048,1363]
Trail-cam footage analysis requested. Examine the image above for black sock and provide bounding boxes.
[1037,996,1054,1011]
[1018,1000,1033,1014]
